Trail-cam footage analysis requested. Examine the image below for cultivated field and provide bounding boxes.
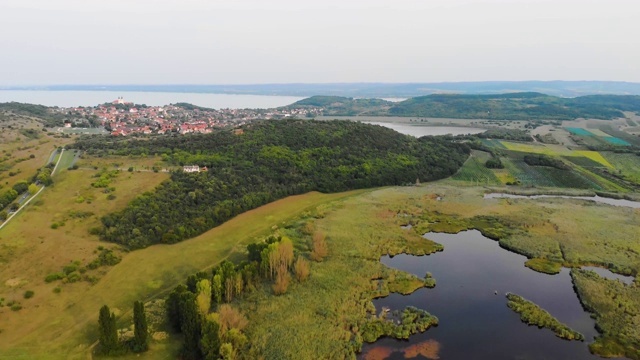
[451,137,639,192]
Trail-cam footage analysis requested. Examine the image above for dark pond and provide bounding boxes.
[361,230,606,360]
[484,193,640,209]
[582,266,635,285]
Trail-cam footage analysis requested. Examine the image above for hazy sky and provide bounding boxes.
[1,0,639,85]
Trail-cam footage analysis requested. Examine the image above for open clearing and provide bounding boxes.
[0,118,72,191]
[0,180,365,359]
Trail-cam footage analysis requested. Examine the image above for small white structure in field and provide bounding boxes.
[183,165,200,173]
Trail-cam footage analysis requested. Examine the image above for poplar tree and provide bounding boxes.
[200,319,221,360]
[98,305,118,354]
[132,300,148,352]
[180,292,203,360]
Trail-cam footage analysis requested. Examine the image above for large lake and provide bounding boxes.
[361,230,614,360]
[364,121,485,137]
[0,90,303,109]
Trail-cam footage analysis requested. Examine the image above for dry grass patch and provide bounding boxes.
[0,188,364,359]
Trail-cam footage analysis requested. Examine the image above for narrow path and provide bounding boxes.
[0,148,64,231]
[46,148,59,165]
[0,185,45,231]
[51,148,64,176]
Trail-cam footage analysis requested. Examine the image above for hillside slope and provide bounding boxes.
[290,93,640,120]
[71,120,469,248]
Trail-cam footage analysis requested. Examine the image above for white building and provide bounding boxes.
[183,165,200,173]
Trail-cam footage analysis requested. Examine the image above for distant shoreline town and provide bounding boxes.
[55,97,319,136]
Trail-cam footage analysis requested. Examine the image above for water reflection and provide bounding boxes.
[582,266,635,285]
[484,193,640,209]
[362,230,602,360]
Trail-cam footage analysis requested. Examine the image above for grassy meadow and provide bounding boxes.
[0,117,72,191]
[2,116,640,359]
[0,161,365,360]
[163,184,637,359]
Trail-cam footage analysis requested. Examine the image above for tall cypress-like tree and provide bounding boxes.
[179,292,203,360]
[200,319,221,360]
[133,300,148,352]
[166,284,188,331]
[98,305,118,354]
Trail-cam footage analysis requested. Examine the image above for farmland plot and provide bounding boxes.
[451,151,501,185]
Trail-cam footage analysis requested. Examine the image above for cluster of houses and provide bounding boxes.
[51,98,323,137]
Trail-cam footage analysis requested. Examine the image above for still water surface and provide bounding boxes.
[484,193,640,209]
[0,90,303,109]
[364,121,485,137]
[362,230,603,360]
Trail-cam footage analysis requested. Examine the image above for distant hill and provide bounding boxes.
[288,96,392,116]
[8,81,640,97]
[291,93,640,120]
[0,102,66,127]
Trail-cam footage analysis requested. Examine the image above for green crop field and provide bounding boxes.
[534,167,602,189]
[564,156,607,169]
[480,139,507,149]
[500,158,555,187]
[451,151,501,185]
[601,152,640,184]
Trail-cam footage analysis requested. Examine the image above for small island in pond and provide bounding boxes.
[506,293,584,341]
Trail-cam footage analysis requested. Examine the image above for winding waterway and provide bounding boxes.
[361,230,608,360]
[484,193,640,209]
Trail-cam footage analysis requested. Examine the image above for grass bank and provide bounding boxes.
[0,187,365,359]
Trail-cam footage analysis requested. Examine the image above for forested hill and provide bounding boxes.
[290,93,640,120]
[287,96,392,116]
[71,120,469,249]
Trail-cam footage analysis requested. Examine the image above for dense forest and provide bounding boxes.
[287,96,392,116]
[71,120,469,249]
[289,93,640,120]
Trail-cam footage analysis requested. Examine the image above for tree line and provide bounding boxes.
[290,93,640,120]
[71,120,469,249]
[98,301,148,356]
[0,163,52,221]
[162,234,318,359]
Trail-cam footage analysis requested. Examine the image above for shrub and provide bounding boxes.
[63,261,80,275]
[310,232,328,261]
[272,267,291,295]
[53,287,62,293]
[294,256,310,282]
[218,304,248,333]
[10,303,22,311]
[45,272,64,283]
[66,272,82,283]
[23,290,34,299]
